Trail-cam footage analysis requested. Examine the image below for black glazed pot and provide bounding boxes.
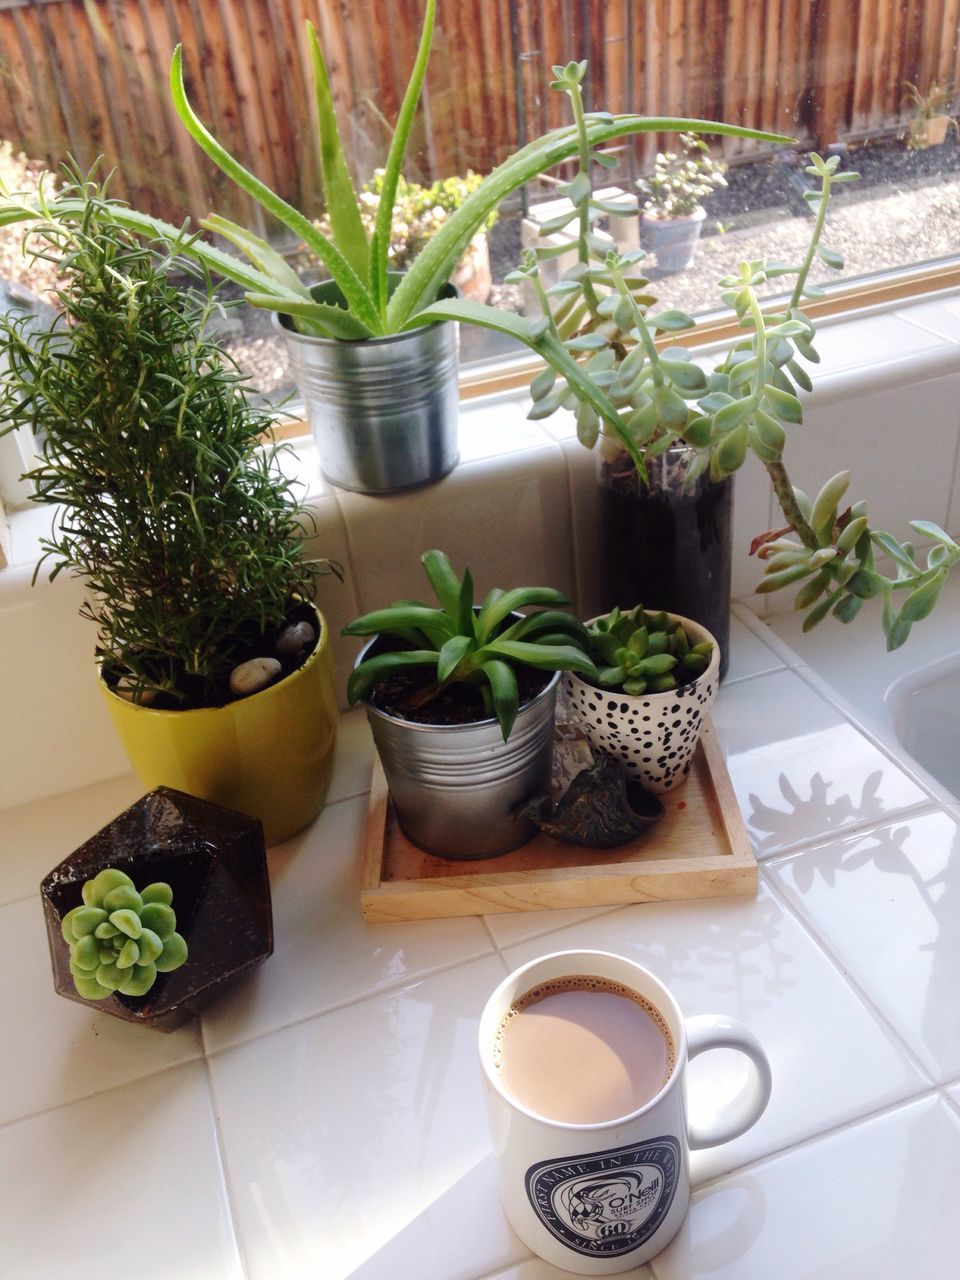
[41,787,273,1031]
[597,445,732,679]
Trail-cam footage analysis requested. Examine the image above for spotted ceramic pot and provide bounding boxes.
[563,612,720,794]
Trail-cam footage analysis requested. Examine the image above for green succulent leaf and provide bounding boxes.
[138,902,178,941]
[141,883,174,907]
[82,868,133,909]
[155,933,189,973]
[119,962,159,996]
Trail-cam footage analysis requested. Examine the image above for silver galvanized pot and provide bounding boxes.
[361,660,561,860]
[275,279,460,494]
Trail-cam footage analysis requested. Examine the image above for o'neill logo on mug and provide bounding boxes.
[525,1137,681,1258]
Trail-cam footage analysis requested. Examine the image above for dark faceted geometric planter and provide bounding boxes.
[41,787,273,1031]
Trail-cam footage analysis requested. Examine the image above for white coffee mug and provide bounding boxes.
[478,949,772,1275]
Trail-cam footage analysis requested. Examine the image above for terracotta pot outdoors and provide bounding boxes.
[563,612,720,794]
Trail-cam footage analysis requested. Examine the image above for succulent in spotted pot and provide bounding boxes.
[61,867,188,1001]
[586,607,713,695]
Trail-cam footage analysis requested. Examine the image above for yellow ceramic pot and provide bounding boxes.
[99,607,338,845]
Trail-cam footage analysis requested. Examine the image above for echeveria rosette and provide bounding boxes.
[61,868,188,1001]
[587,607,713,695]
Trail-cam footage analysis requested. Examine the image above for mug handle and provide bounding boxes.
[684,1014,772,1150]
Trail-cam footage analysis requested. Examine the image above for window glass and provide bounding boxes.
[0,0,958,401]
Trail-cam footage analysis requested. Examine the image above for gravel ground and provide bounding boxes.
[5,133,958,396]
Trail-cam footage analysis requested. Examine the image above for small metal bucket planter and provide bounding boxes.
[563,612,720,794]
[275,278,460,495]
[358,636,561,859]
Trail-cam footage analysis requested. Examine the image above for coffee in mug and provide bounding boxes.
[479,950,772,1275]
[495,976,675,1124]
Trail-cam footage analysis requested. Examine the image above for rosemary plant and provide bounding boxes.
[0,176,335,707]
[420,61,960,650]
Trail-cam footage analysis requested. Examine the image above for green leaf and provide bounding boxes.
[762,383,803,423]
[305,21,369,282]
[818,246,844,269]
[437,634,472,682]
[713,395,757,432]
[368,0,437,312]
[342,605,452,639]
[787,359,813,393]
[900,571,947,623]
[714,424,749,475]
[654,384,689,428]
[659,358,708,392]
[832,594,864,624]
[649,309,695,332]
[909,520,959,551]
[480,658,519,741]
[488,639,596,678]
[169,46,381,335]
[346,650,440,704]
[421,549,464,619]
[202,214,310,296]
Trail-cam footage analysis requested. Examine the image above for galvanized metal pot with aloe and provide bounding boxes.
[0,3,787,495]
[343,550,597,859]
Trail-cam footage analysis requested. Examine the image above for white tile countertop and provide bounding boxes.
[4,609,960,1280]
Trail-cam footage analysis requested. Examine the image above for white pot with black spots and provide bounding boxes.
[563,613,720,794]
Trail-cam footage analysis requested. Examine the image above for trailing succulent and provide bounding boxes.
[344,550,597,740]
[61,868,188,1001]
[586,608,713,695]
[419,61,960,651]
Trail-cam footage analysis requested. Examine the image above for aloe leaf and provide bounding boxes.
[169,46,381,334]
[477,586,571,636]
[480,658,519,741]
[498,610,590,645]
[371,0,437,315]
[342,604,453,637]
[488,639,597,677]
[437,634,472,682]
[243,293,372,339]
[421,549,464,618]
[388,115,791,332]
[306,20,369,281]
[346,649,439,704]
[201,213,309,295]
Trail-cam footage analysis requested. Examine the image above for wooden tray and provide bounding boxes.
[360,719,756,921]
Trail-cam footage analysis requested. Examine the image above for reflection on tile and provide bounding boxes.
[209,956,515,1280]
[655,1096,960,1280]
[477,1256,653,1279]
[768,809,960,1081]
[499,883,923,1183]
[0,772,143,908]
[0,895,201,1126]
[202,795,494,1052]
[0,1063,242,1280]
[713,669,927,857]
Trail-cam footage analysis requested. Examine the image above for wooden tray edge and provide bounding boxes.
[359,716,756,921]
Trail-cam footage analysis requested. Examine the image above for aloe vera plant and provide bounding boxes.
[420,61,960,650]
[0,6,787,340]
[343,550,596,740]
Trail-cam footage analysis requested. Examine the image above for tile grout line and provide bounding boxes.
[751,797,943,865]
[200,944,502,1061]
[198,1053,254,1280]
[758,863,938,1087]
[0,1050,205,1134]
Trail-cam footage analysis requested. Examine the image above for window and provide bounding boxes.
[0,1,958,417]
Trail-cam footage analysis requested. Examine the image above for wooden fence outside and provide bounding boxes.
[0,0,958,230]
